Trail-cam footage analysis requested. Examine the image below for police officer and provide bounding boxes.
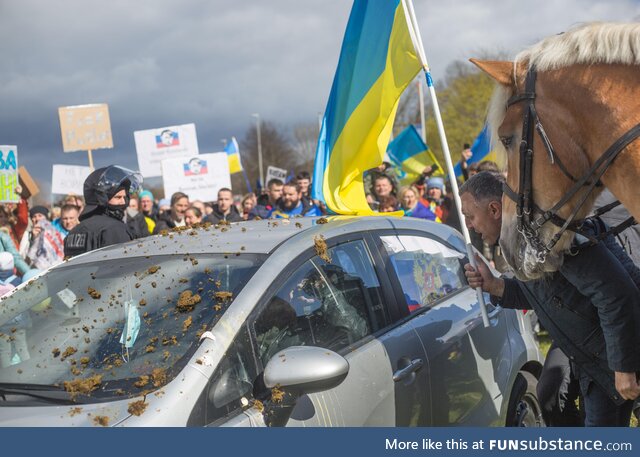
[64,166,143,258]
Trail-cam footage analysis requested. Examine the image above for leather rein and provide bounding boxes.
[503,68,640,262]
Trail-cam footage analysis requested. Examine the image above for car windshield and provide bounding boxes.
[0,254,263,400]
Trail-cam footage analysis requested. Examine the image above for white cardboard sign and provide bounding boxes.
[161,153,231,202]
[265,165,287,185]
[51,164,92,196]
[134,123,199,178]
[58,104,113,152]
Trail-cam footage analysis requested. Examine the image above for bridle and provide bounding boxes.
[503,68,640,263]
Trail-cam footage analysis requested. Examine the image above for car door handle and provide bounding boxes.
[393,358,424,382]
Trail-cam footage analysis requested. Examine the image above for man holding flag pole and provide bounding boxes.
[312,0,490,326]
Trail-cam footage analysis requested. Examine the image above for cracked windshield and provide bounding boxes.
[0,254,263,399]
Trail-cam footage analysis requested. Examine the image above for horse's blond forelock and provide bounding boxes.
[486,85,510,166]
[516,22,640,71]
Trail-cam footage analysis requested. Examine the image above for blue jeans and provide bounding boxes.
[578,372,634,427]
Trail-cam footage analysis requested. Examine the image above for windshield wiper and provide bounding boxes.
[0,382,65,391]
[0,383,88,405]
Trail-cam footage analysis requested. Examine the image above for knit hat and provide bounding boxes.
[158,198,171,209]
[138,190,154,201]
[29,206,49,219]
[426,177,445,192]
[0,252,14,271]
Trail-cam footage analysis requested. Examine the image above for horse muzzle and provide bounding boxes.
[499,219,565,280]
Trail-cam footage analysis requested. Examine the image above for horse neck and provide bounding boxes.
[542,64,640,223]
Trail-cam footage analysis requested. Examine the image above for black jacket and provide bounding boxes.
[205,204,243,224]
[125,212,150,238]
[496,220,640,404]
[64,213,134,258]
[153,212,181,234]
[64,167,136,258]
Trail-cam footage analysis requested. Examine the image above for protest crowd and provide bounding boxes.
[0,143,494,284]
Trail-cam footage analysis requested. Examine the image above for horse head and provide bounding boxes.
[471,24,640,281]
[470,59,599,280]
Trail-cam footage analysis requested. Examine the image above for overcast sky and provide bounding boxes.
[1,0,639,197]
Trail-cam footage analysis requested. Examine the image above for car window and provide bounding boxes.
[0,254,263,399]
[202,326,257,425]
[381,235,465,312]
[315,240,387,332]
[253,240,382,367]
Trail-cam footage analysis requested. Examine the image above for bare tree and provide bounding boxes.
[240,120,296,189]
[292,122,320,166]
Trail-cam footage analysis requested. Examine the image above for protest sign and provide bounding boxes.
[0,146,19,203]
[161,153,230,202]
[18,166,39,199]
[266,165,287,185]
[58,104,113,152]
[51,165,92,195]
[134,123,199,178]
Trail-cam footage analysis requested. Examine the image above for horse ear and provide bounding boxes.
[469,59,514,86]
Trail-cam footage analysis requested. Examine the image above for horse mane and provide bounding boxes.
[486,22,640,160]
[516,22,640,71]
[486,85,510,165]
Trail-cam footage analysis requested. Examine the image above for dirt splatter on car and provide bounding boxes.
[182,316,192,332]
[87,287,101,299]
[271,386,285,403]
[313,235,331,263]
[214,291,232,301]
[152,368,167,387]
[63,375,102,397]
[60,346,77,361]
[176,290,201,312]
[127,400,148,417]
[92,415,110,427]
[134,376,150,388]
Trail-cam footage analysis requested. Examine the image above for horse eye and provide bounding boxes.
[500,136,513,148]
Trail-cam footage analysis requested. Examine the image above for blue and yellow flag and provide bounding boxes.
[453,125,501,176]
[387,124,443,186]
[225,137,243,174]
[312,0,422,215]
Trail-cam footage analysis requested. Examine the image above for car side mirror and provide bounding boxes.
[261,346,349,427]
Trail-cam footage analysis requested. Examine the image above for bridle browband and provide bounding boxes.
[503,67,640,262]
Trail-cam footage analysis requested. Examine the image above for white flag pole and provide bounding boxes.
[402,0,490,327]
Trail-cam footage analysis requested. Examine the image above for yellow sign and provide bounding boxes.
[58,103,113,152]
[0,145,19,203]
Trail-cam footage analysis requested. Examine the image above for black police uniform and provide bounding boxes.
[64,166,141,258]
[64,213,134,258]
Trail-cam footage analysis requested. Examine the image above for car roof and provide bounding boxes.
[60,216,465,267]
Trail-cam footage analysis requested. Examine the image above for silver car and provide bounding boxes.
[0,216,543,426]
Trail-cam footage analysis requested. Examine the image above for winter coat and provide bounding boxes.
[404,200,436,221]
[269,199,321,219]
[0,231,30,275]
[204,204,243,225]
[496,219,640,404]
[125,212,150,238]
[153,212,182,234]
